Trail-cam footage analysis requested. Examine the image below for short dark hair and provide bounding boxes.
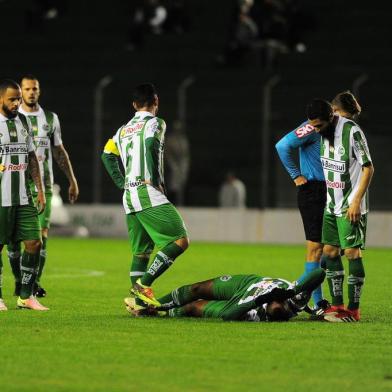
[332,90,361,118]
[306,99,333,121]
[266,301,293,322]
[20,74,39,84]
[132,83,157,108]
[0,79,20,96]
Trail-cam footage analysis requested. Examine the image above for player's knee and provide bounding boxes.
[190,282,204,298]
[175,237,190,251]
[344,247,361,260]
[323,245,340,258]
[24,239,42,254]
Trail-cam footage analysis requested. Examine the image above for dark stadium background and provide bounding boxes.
[2,0,390,209]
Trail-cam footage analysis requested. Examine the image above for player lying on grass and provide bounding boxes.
[125,268,327,321]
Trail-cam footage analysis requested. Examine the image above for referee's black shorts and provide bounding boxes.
[297,180,326,243]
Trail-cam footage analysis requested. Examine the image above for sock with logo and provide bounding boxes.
[7,242,22,283]
[20,252,39,299]
[157,284,193,310]
[325,255,345,306]
[297,261,323,307]
[36,236,47,283]
[347,257,365,310]
[168,307,187,317]
[141,242,184,286]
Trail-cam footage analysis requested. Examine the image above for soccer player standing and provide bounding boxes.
[7,75,79,297]
[307,99,374,322]
[0,79,48,311]
[102,83,189,307]
[275,117,326,310]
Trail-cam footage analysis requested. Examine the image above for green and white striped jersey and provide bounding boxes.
[19,105,62,193]
[0,113,35,206]
[320,116,372,216]
[108,111,168,213]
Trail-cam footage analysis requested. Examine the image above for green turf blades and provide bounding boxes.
[0,239,391,392]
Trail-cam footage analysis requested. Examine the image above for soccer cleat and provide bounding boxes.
[324,308,360,323]
[308,299,331,320]
[124,296,160,317]
[17,296,49,311]
[14,281,21,297]
[322,304,345,316]
[0,299,8,311]
[130,279,161,307]
[34,283,47,298]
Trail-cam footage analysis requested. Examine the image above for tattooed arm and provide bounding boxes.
[52,144,79,204]
[28,151,46,213]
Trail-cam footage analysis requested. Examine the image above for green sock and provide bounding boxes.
[0,252,3,298]
[7,242,21,283]
[168,307,187,317]
[130,255,149,285]
[37,236,47,283]
[348,257,365,310]
[141,242,184,286]
[130,255,149,306]
[20,252,39,299]
[158,284,193,309]
[325,255,345,306]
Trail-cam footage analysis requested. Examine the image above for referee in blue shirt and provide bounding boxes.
[276,120,326,309]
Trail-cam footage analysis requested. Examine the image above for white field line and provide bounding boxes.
[46,268,105,278]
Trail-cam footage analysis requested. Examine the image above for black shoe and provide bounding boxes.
[309,299,331,320]
[14,281,21,296]
[34,283,47,298]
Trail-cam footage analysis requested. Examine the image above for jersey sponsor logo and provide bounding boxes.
[124,179,143,189]
[0,143,29,155]
[295,124,315,138]
[354,140,368,157]
[120,123,144,138]
[2,163,28,172]
[321,158,346,173]
[34,137,50,148]
[326,179,345,189]
[219,275,232,282]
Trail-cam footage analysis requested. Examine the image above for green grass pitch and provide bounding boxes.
[1,238,391,392]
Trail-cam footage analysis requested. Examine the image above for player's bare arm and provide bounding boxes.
[346,164,374,223]
[28,151,46,213]
[52,144,79,203]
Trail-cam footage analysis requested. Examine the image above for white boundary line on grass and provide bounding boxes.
[46,268,106,279]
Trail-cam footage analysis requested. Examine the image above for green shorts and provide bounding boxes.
[126,203,188,255]
[32,191,52,229]
[0,203,41,245]
[322,211,367,250]
[202,275,260,320]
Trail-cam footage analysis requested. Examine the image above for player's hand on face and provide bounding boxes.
[37,191,46,214]
[346,200,361,223]
[69,182,79,204]
[294,175,308,186]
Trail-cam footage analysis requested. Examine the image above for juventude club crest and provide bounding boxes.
[337,145,345,156]
[42,123,51,132]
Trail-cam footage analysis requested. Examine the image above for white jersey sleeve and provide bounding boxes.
[351,126,372,166]
[52,113,63,146]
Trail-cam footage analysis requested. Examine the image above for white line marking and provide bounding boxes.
[46,268,106,279]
